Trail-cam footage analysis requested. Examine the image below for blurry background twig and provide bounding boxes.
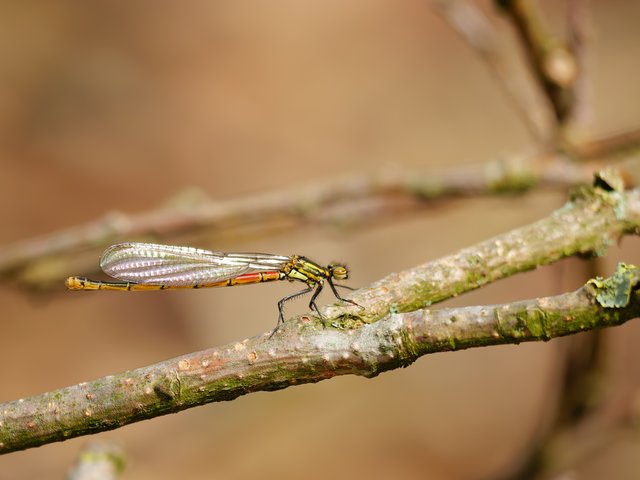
[0,152,600,288]
[67,442,125,480]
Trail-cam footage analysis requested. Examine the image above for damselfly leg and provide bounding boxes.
[270,281,363,337]
[328,278,363,309]
[276,286,313,326]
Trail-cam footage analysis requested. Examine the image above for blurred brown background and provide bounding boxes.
[1,1,640,478]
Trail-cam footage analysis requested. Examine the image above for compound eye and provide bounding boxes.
[331,265,348,280]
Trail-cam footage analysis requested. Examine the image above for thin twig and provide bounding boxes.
[3,148,640,289]
[0,153,600,288]
[567,0,591,128]
[497,256,607,480]
[573,127,640,160]
[497,0,578,126]
[67,442,125,480]
[435,0,554,142]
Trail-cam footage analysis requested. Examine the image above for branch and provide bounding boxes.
[0,154,605,288]
[326,174,640,323]
[496,0,579,126]
[507,334,604,479]
[435,0,555,142]
[1,177,640,454]
[2,263,640,454]
[68,442,125,480]
[567,0,591,128]
[572,127,640,160]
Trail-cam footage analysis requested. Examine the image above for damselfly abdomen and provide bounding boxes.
[66,243,359,333]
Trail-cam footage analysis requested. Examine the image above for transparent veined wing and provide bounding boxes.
[100,243,291,286]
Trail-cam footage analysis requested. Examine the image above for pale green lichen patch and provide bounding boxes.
[587,263,640,308]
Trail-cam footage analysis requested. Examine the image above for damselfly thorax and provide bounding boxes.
[66,243,358,333]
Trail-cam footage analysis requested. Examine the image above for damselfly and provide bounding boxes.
[66,243,359,332]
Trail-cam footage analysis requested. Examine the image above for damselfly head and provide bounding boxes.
[328,263,349,281]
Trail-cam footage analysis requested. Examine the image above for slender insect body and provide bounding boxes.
[66,242,360,333]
